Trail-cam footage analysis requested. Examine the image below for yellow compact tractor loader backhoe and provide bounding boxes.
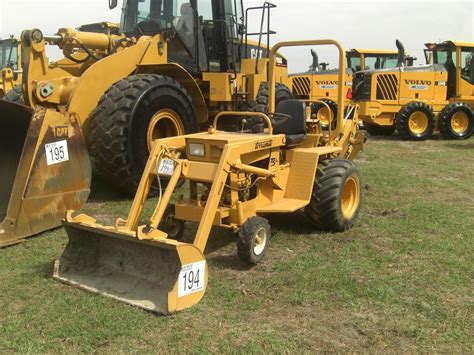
[353,41,474,140]
[291,40,415,128]
[0,0,292,247]
[53,39,364,315]
[0,37,22,98]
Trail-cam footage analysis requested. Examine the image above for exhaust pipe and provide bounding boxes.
[396,39,406,67]
[311,49,319,71]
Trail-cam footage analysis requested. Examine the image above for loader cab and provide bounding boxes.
[0,38,19,71]
[118,0,245,74]
[428,41,474,98]
[346,49,400,72]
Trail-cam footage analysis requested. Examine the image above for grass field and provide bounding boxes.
[1,135,473,352]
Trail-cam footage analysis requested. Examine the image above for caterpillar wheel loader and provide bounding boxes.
[0,37,22,98]
[0,0,292,247]
[291,40,416,129]
[353,41,474,140]
[53,39,364,315]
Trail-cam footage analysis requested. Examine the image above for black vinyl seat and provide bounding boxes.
[273,100,307,147]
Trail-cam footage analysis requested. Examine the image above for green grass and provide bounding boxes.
[0,136,473,352]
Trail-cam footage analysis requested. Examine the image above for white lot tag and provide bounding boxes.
[158,159,175,176]
[45,140,69,166]
[178,261,206,297]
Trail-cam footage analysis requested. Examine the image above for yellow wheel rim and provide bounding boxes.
[341,176,360,219]
[408,111,429,135]
[147,109,185,152]
[317,107,331,126]
[254,227,267,256]
[450,111,469,134]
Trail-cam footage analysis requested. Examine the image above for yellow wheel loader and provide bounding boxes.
[53,39,364,315]
[0,0,292,247]
[353,41,474,140]
[0,37,22,99]
[291,40,415,129]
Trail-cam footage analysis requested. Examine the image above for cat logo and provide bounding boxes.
[255,140,272,150]
[54,126,69,138]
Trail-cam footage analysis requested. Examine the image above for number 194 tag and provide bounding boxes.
[178,261,206,297]
[45,140,69,166]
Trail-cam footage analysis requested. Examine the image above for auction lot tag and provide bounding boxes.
[45,140,69,166]
[158,159,175,176]
[178,261,206,297]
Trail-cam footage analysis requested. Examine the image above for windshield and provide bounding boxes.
[364,54,398,70]
[120,0,179,33]
[0,39,18,70]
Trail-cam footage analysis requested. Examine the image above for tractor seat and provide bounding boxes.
[273,100,307,147]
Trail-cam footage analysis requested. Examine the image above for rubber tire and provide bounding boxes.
[237,216,271,265]
[311,98,338,130]
[254,82,294,113]
[3,85,22,103]
[158,204,185,241]
[365,122,396,137]
[90,74,198,195]
[439,102,474,140]
[395,101,434,141]
[305,159,362,232]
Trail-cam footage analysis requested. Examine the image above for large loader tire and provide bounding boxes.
[305,159,362,232]
[439,102,474,140]
[90,74,198,195]
[254,82,294,113]
[395,101,434,141]
[311,98,338,130]
[365,122,396,136]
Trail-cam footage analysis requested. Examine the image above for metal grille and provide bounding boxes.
[291,76,311,98]
[376,74,399,101]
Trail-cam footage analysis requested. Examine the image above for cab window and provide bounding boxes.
[461,49,474,84]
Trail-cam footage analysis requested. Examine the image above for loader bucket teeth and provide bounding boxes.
[54,220,208,314]
[0,101,91,247]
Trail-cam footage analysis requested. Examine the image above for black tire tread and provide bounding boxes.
[237,216,271,265]
[395,101,434,141]
[439,102,474,140]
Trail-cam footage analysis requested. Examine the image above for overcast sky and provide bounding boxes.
[1,0,473,72]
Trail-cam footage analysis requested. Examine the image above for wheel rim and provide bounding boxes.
[317,107,331,126]
[341,176,360,219]
[147,109,185,152]
[164,212,181,237]
[408,111,429,135]
[253,227,268,256]
[450,111,469,134]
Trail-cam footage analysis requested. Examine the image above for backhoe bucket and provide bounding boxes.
[54,215,208,314]
[0,101,91,247]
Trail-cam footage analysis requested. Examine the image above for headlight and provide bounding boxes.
[189,143,205,157]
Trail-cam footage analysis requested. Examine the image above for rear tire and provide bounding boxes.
[90,74,198,195]
[254,82,294,113]
[311,98,338,129]
[237,217,271,265]
[305,159,362,232]
[365,122,396,136]
[439,102,473,140]
[395,101,434,141]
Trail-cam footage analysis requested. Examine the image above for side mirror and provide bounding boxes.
[109,0,118,9]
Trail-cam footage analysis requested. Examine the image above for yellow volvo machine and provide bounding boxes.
[0,37,22,98]
[53,39,364,314]
[353,41,474,140]
[291,41,416,128]
[0,0,293,247]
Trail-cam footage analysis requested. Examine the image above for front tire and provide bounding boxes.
[395,101,434,141]
[305,159,362,232]
[90,74,198,195]
[439,102,473,140]
[159,204,185,241]
[237,217,271,265]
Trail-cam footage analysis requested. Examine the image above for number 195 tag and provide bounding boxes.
[178,261,206,297]
[45,140,69,166]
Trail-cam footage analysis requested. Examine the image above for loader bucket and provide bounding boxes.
[54,217,208,314]
[0,101,91,247]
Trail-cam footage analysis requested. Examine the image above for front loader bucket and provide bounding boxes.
[0,101,91,247]
[54,217,208,314]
